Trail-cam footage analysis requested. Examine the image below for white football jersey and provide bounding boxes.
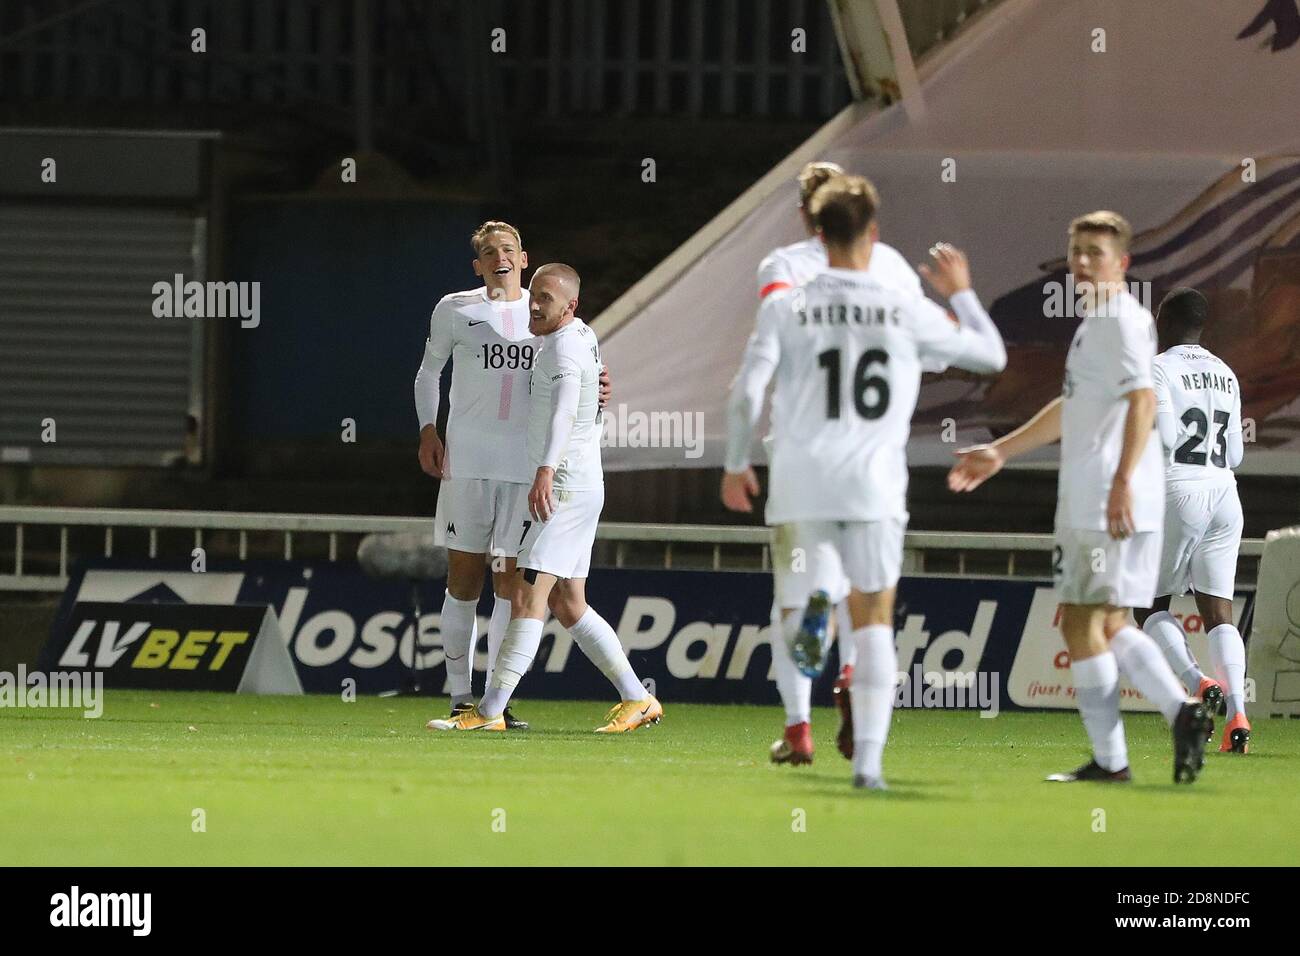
[1152,345,1242,487]
[528,318,603,491]
[422,288,537,483]
[1057,291,1165,532]
[757,237,958,380]
[757,236,921,299]
[758,268,982,524]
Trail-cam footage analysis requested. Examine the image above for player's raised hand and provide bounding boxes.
[529,466,556,521]
[598,364,612,409]
[947,444,1005,492]
[418,425,446,478]
[720,467,761,513]
[918,242,972,299]
[1106,476,1135,540]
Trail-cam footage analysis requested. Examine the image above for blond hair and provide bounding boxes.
[809,175,880,246]
[798,161,845,208]
[533,262,581,295]
[1068,210,1132,252]
[470,220,522,255]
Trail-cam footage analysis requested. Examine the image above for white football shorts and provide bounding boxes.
[1156,481,1243,600]
[773,518,906,606]
[1053,527,1161,608]
[433,477,527,555]
[771,523,850,609]
[516,485,604,580]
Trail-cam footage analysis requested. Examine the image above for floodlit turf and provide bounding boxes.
[1,691,1296,866]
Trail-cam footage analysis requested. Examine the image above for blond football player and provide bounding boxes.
[415,223,608,729]
[429,264,662,734]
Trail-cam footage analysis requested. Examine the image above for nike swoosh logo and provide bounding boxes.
[446,654,465,661]
[467,320,488,327]
[640,705,651,716]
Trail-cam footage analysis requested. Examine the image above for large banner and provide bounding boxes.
[596,0,1300,474]
[48,558,1254,711]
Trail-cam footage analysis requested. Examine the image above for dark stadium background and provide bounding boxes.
[1,0,1295,536]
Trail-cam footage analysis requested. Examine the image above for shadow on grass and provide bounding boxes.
[774,773,960,802]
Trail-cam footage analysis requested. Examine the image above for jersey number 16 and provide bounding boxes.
[817,348,890,420]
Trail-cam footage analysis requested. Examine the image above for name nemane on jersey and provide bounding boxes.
[1179,371,1235,395]
[798,303,901,328]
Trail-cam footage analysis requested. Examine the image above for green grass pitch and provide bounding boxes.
[2,691,1296,866]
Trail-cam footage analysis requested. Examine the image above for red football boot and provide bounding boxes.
[770,720,814,765]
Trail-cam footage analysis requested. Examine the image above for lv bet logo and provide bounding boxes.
[58,618,251,670]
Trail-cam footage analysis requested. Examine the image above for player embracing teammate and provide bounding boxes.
[425,261,662,733]
[415,222,619,730]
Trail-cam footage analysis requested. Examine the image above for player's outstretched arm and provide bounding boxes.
[948,397,1063,492]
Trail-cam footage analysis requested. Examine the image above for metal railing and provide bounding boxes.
[0,505,1268,592]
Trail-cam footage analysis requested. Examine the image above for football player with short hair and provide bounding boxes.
[726,175,1008,789]
[415,223,608,730]
[429,264,662,734]
[727,160,929,766]
[1134,287,1250,754]
[949,212,1214,783]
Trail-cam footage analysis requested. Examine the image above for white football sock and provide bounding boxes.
[484,595,512,691]
[1141,610,1205,693]
[439,591,478,704]
[835,599,857,671]
[1070,652,1128,772]
[570,607,647,701]
[1111,625,1187,725]
[771,607,811,726]
[1208,623,1247,719]
[479,617,543,718]
[849,624,896,781]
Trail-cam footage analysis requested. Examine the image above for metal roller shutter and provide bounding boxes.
[0,202,204,466]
